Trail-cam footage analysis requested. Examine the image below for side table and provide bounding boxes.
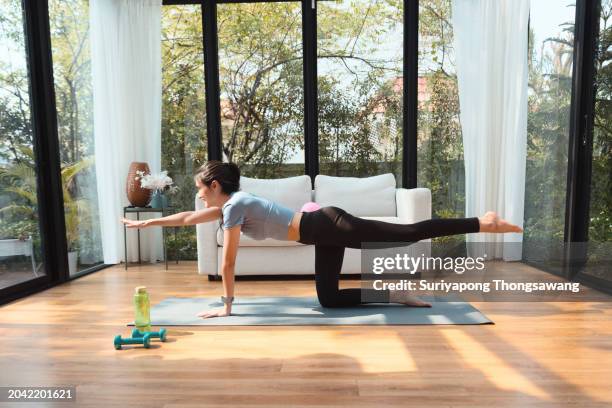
[123,206,179,270]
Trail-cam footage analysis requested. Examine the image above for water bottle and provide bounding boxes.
[134,286,151,333]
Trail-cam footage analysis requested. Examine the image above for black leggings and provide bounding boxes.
[297,206,481,308]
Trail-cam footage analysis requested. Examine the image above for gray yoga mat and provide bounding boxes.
[128,296,493,326]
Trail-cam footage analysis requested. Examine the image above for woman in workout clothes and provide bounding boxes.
[121,161,522,319]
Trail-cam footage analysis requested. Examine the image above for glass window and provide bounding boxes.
[0,0,46,288]
[49,0,104,276]
[417,0,465,245]
[584,0,611,283]
[161,4,206,261]
[523,0,576,270]
[318,0,403,179]
[218,2,304,178]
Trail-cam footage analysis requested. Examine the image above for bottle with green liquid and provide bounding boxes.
[134,286,151,333]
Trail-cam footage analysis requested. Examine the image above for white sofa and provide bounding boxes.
[195,173,431,279]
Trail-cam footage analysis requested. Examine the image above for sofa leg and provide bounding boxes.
[208,274,221,282]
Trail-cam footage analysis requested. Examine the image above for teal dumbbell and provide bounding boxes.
[131,328,167,342]
[114,333,152,350]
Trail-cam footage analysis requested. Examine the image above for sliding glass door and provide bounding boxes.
[523,0,577,272]
[0,0,46,289]
[161,4,207,261]
[49,0,104,276]
[584,0,611,285]
[417,0,465,242]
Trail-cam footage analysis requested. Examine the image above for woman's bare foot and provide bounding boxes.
[478,211,523,233]
[389,290,432,307]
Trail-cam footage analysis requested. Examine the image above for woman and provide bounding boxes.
[122,161,522,319]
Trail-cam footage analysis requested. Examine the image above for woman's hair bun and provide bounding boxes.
[225,162,240,177]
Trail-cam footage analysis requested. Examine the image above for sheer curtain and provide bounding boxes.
[452,0,529,261]
[90,0,163,264]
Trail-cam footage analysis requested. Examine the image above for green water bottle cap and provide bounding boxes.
[135,286,147,294]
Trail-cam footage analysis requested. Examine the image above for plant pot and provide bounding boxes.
[126,162,152,207]
[149,190,161,208]
[149,190,169,209]
[68,251,78,276]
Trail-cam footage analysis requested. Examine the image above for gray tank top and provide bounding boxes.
[220,191,295,241]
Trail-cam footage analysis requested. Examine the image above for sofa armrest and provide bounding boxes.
[195,194,219,276]
[396,188,432,271]
[396,188,432,223]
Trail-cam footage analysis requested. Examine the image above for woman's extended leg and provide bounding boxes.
[299,207,521,308]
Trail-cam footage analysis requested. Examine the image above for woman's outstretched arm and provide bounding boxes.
[121,207,222,228]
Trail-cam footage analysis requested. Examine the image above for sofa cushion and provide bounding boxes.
[240,175,311,211]
[314,173,397,217]
[216,216,404,247]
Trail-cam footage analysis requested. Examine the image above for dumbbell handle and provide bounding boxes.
[119,336,149,344]
[114,333,151,350]
[132,328,167,341]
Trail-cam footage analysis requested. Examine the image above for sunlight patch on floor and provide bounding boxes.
[440,328,550,400]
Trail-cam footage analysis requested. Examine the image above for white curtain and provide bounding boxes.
[452,0,529,261]
[90,0,163,264]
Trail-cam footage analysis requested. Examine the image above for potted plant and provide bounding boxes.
[0,146,94,275]
[60,156,95,275]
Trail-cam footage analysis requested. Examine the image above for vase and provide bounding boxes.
[126,162,152,207]
[149,190,166,209]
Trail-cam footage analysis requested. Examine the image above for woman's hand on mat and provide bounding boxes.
[121,218,150,229]
[197,307,231,319]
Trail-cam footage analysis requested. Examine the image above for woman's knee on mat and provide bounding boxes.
[316,291,345,308]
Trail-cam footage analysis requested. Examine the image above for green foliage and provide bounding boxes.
[0,219,37,240]
[0,1,33,165]
[418,70,464,220]
[161,4,207,179]
[61,156,95,251]
[216,2,305,176]
[523,6,576,245]
[165,227,198,261]
[318,77,385,177]
[0,143,94,252]
[0,148,39,244]
[417,0,465,229]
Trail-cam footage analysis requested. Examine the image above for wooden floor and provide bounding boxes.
[0,261,611,408]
